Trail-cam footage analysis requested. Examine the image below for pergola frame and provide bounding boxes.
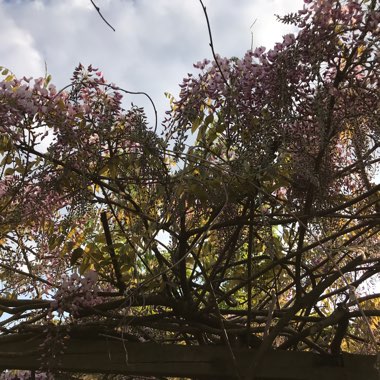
[0,332,378,380]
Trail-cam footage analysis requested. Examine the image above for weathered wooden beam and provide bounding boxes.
[0,333,378,379]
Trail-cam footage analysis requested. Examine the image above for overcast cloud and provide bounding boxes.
[0,0,303,127]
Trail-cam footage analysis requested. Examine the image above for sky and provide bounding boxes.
[0,0,303,128]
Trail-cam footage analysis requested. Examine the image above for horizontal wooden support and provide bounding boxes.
[0,333,378,379]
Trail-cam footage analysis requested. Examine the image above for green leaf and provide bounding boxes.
[4,167,15,176]
[70,247,84,266]
[45,74,52,87]
[191,117,202,134]
[204,113,213,127]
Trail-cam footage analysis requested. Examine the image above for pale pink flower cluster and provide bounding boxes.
[0,64,148,233]
[0,176,12,197]
[166,0,379,204]
[0,76,61,126]
[8,179,67,229]
[52,270,101,316]
[0,371,51,380]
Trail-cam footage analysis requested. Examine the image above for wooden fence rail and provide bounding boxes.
[0,333,378,379]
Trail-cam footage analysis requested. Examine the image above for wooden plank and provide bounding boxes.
[0,334,378,379]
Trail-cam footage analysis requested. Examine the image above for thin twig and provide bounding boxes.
[199,0,230,88]
[54,80,158,135]
[107,84,158,135]
[263,291,276,339]
[90,0,116,32]
[250,19,257,52]
[246,199,254,334]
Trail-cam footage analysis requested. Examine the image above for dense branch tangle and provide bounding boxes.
[0,0,379,376]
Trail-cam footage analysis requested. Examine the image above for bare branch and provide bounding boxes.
[198,0,230,88]
[90,0,116,32]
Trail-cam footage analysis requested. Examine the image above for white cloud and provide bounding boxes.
[246,0,300,48]
[0,4,45,77]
